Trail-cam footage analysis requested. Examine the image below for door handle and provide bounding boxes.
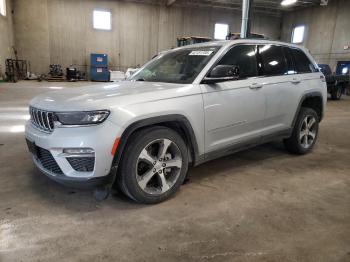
[249,83,263,89]
[291,78,301,84]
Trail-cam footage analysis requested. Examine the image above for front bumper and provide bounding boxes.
[25,120,122,188]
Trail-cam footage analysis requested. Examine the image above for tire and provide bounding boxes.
[116,126,189,204]
[331,87,342,100]
[284,107,319,154]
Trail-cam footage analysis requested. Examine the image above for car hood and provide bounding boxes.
[30,81,197,111]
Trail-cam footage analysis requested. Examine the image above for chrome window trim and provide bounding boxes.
[198,42,319,84]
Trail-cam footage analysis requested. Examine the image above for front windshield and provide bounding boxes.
[130,46,221,84]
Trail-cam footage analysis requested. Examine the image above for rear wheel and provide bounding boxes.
[116,126,188,204]
[331,86,342,100]
[284,107,319,154]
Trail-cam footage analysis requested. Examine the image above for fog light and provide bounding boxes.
[63,148,95,155]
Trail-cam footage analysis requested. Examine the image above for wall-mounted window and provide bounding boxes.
[0,0,6,16]
[291,25,305,44]
[214,23,228,40]
[93,10,111,30]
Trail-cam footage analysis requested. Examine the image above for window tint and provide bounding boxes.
[258,45,288,76]
[290,48,316,73]
[217,45,258,78]
[283,47,297,75]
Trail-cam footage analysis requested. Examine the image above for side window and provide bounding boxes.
[217,45,258,79]
[283,47,297,75]
[290,48,316,73]
[258,45,288,76]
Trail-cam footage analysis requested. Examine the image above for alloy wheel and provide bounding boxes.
[136,138,182,195]
[299,115,317,149]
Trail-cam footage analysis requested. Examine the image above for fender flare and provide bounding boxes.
[292,91,324,128]
[111,114,200,168]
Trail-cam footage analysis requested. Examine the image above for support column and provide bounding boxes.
[240,0,253,38]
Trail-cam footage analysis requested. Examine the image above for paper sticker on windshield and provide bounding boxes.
[189,51,213,56]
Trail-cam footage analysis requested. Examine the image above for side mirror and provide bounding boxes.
[202,65,239,84]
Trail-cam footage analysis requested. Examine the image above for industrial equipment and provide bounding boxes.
[49,64,63,77]
[319,63,350,100]
[226,32,265,40]
[177,36,211,47]
[5,59,27,82]
[46,64,64,82]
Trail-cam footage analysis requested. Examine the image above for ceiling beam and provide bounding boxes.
[122,0,318,13]
[167,0,176,6]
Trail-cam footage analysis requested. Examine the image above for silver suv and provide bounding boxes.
[25,39,327,203]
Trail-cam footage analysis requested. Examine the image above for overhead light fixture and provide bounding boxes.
[281,0,297,6]
[320,0,328,6]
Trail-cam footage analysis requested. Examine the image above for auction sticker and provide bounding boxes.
[189,51,213,56]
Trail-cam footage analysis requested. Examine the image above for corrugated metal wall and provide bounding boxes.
[12,0,281,74]
[281,0,350,70]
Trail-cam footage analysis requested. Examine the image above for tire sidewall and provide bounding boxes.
[337,87,342,99]
[121,127,189,204]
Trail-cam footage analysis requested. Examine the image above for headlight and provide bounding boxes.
[54,110,110,126]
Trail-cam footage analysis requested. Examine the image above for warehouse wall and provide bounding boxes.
[12,0,50,75]
[0,0,14,78]
[281,0,350,70]
[12,0,281,75]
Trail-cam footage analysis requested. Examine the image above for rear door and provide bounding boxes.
[200,44,266,154]
[290,47,320,78]
[257,44,299,136]
[289,47,323,109]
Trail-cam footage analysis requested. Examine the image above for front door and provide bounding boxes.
[200,44,266,154]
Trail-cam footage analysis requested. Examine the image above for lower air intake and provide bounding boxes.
[67,157,95,172]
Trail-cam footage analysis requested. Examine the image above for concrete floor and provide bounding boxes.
[0,81,349,262]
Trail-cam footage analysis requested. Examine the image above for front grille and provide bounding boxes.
[67,157,95,172]
[30,107,55,132]
[36,147,63,175]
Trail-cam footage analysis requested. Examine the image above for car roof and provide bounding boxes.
[174,39,306,51]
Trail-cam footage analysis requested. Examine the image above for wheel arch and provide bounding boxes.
[111,114,200,169]
[292,92,324,127]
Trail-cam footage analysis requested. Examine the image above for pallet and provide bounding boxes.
[47,76,65,82]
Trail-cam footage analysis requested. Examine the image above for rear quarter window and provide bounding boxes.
[290,48,317,74]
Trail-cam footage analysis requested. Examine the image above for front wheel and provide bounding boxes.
[284,107,319,154]
[116,126,189,204]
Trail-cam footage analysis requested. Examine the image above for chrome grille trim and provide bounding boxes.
[29,107,55,132]
[38,111,44,128]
